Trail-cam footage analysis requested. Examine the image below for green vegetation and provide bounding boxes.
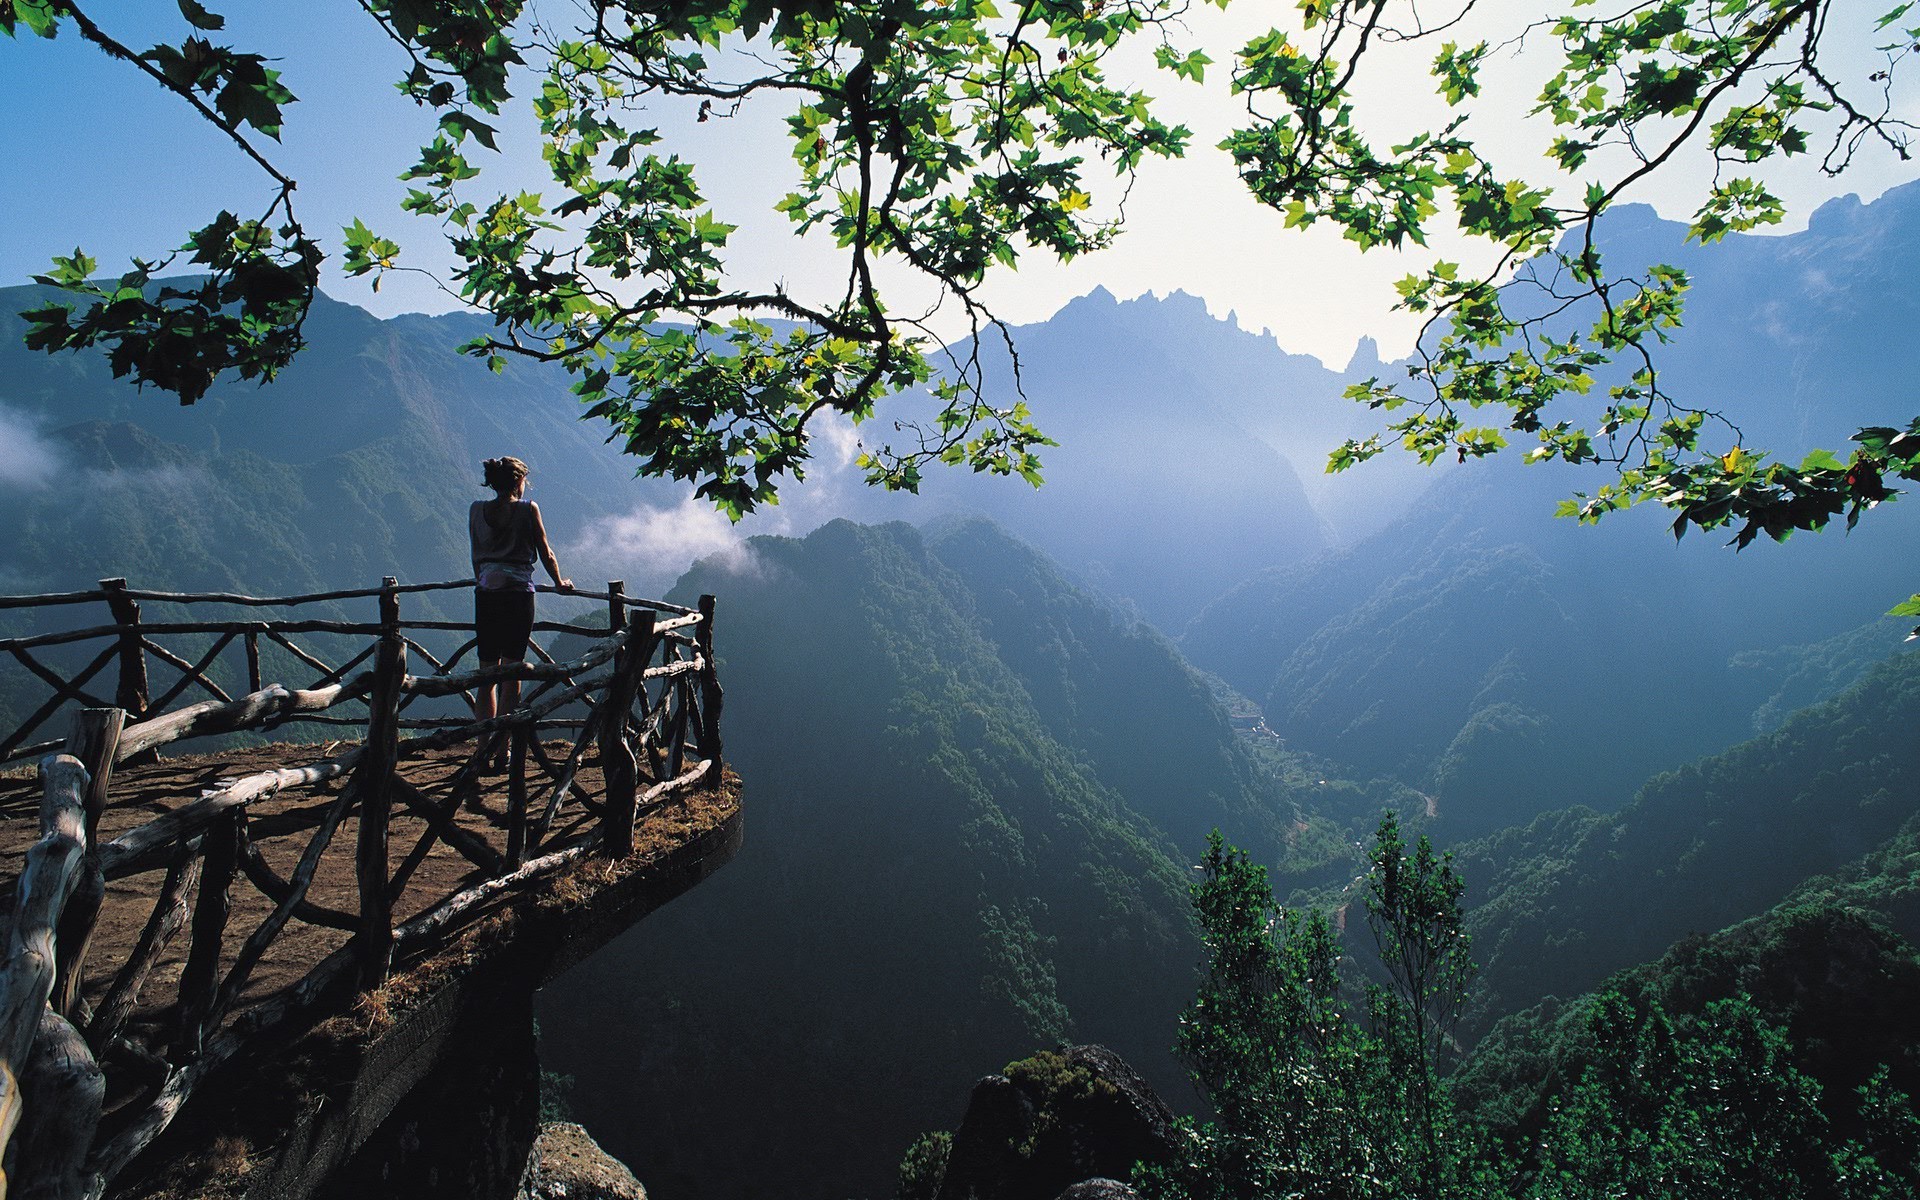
[1455,647,1920,1026]
[16,2,1918,541]
[12,0,1196,513]
[1142,822,1920,1199]
[537,517,1320,1199]
[1139,820,1483,1200]
[896,1131,952,1200]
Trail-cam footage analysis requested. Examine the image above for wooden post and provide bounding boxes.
[352,578,406,989]
[607,580,626,638]
[667,678,689,780]
[99,579,148,722]
[173,810,239,1060]
[599,610,651,859]
[13,1006,104,1200]
[696,594,724,782]
[505,723,529,868]
[53,709,123,1022]
[0,755,88,1181]
[244,629,262,695]
[595,579,625,764]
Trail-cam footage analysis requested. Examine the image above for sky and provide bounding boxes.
[2,1,1915,366]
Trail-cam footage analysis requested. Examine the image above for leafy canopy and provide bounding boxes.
[8,0,1207,517]
[10,0,1920,559]
[1138,827,1920,1199]
[1223,0,1920,563]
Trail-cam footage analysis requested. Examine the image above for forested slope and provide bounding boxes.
[1457,648,1920,1030]
[537,519,1318,1200]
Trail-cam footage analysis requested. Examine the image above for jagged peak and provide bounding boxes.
[1344,335,1383,376]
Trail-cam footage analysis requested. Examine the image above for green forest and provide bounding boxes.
[7,1,1920,1197]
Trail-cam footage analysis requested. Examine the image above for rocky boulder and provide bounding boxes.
[933,1045,1175,1200]
[518,1122,647,1200]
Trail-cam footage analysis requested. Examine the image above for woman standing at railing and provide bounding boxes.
[471,457,571,750]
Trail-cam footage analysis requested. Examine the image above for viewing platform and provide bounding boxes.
[0,578,740,1199]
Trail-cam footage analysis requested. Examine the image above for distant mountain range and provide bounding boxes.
[5,177,1920,1199]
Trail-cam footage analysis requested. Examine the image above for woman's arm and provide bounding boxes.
[529,503,572,590]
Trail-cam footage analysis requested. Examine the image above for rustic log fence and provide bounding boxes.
[0,578,725,1199]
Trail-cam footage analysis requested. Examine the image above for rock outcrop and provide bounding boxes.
[933,1045,1175,1200]
[519,1122,648,1200]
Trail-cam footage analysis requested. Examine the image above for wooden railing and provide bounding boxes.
[0,578,725,1200]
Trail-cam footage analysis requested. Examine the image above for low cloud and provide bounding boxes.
[565,495,751,595]
[0,403,62,490]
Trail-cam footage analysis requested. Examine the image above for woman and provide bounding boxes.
[470,456,571,728]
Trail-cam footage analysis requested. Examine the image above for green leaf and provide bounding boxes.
[176,0,225,31]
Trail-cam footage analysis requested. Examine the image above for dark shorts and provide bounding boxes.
[475,589,535,662]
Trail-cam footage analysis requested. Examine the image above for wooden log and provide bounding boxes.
[13,1006,103,1200]
[0,740,65,770]
[607,580,626,641]
[7,645,116,712]
[696,594,724,781]
[399,636,450,675]
[99,579,148,724]
[113,579,472,607]
[599,612,651,858]
[530,724,597,848]
[640,656,703,680]
[393,841,597,951]
[65,712,121,849]
[87,844,201,1055]
[172,810,240,1060]
[115,673,375,762]
[391,777,504,878]
[243,631,261,695]
[666,678,690,780]
[139,631,237,713]
[0,757,89,1183]
[214,783,357,1022]
[0,757,89,1071]
[391,663,618,757]
[0,1061,17,1197]
[97,749,362,880]
[0,646,118,762]
[352,579,406,988]
[636,677,670,782]
[50,871,102,1033]
[81,929,366,1192]
[397,628,629,698]
[303,639,377,689]
[506,724,530,869]
[0,619,385,656]
[0,590,107,611]
[386,783,492,903]
[236,840,359,932]
[260,628,338,682]
[387,757,710,964]
[53,711,122,1022]
[636,760,712,811]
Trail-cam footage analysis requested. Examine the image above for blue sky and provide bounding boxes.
[4,3,1915,365]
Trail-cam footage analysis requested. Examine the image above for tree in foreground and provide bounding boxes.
[7,0,1202,515]
[10,1,1920,574]
[1140,824,1920,1199]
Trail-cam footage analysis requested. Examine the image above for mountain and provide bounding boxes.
[1179,181,1920,830]
[534,518,1322,1200]
[1456,899,1920,1153]
[832,287,1344,626]
[0,285,690,603]
[1455,646,1920,1033]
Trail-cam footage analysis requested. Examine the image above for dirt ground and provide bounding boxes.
[0,735,736,1092]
